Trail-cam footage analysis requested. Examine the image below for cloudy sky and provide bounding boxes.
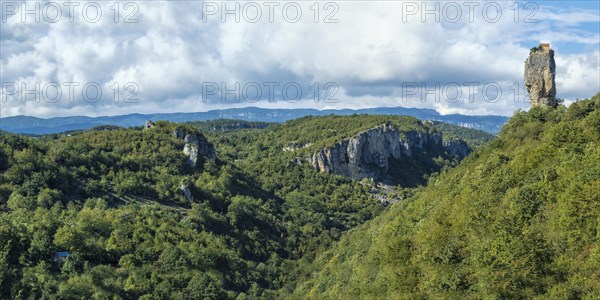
[1,0,599,118]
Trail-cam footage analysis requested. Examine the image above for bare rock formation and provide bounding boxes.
[283,143,313,152]
[144,120,155,129]
[172,128,216,167]
[179,183,192,202]
[443,139,470,160]
[525,43,557,108]
[309,122,445,183]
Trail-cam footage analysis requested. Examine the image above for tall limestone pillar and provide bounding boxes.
[524,43,557,108]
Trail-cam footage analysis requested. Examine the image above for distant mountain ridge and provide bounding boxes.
[0,106,508,135]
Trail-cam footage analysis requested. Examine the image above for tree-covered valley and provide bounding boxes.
[0,94,598,299]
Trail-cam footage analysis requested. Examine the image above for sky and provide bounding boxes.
[0,0,599,118]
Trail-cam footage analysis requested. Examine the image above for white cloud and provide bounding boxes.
[556,51,600,98]
[1,1,598,118]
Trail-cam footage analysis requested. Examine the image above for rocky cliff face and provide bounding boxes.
[525,44,557,108]
[444,139,470,160]
[179,183,192,201]
[283,142,313,152]
[172,128,216,167]
[309,122,444,182]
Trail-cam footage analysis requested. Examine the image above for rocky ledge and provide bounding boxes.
[309,122,451,182]
[172,128,216,167]
[443,139,471,160]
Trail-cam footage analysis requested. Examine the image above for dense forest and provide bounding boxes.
[0,113,489,299]
[0,94,597,299]
[290,94,600,299]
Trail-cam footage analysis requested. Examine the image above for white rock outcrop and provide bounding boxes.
[309,122,443,182]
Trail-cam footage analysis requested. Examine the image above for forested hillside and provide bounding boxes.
[187,119,272,132]
[0,122,381,298]
[0,114,490,298]
[201,115,494,187]
[290,94,600,299]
